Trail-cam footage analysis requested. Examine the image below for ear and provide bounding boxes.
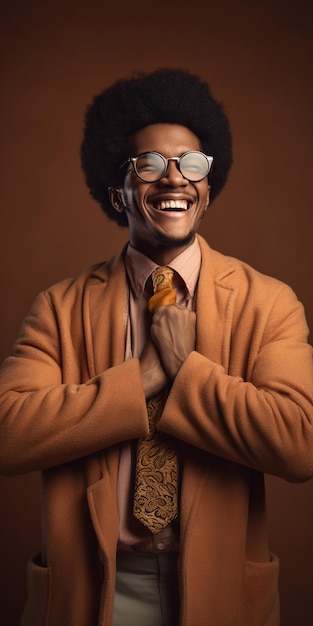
[108,187,126,213]
[204,185,211,213]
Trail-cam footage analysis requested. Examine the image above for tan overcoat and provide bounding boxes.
[1,235,313,626]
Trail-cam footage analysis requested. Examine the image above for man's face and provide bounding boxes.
[111,123,210,263]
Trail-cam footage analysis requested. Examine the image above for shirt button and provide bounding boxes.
[157,542,165,550]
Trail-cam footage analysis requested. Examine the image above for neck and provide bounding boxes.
[130,234,196,266]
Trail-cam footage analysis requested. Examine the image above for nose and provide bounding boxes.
[159,159,188,186]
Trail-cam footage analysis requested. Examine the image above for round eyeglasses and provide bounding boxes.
[122,151,213,183]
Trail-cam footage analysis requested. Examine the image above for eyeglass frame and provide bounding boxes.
[120,151,214,183]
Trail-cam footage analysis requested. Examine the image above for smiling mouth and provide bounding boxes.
[153,200,191,212]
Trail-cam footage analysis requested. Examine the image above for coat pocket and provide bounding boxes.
[21,554,50,626]
[240,552,280,626]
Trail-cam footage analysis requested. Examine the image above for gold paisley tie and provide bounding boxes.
[133,266,178,534]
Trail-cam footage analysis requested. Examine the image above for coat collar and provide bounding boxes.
[84,236,239,376]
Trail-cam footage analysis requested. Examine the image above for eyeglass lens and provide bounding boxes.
[134,152,212,182]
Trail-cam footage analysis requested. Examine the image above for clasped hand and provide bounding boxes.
[140,304,196,398]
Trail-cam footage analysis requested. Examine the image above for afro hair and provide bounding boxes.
[80,67,233,226]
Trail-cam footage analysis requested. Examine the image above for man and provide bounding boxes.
[0,68,313,626]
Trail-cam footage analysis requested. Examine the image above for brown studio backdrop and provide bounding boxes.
[0,1,312,624]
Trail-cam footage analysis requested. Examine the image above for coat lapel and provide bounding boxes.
[181,236,238,528]
[83,245,129,378]
[196,235,237,371]
[83,246,129,544]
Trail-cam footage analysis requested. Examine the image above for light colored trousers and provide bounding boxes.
[113,552,180,626]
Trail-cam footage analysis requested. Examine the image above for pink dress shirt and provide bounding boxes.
[117,237,201,552]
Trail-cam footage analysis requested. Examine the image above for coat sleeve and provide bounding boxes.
[159,283,313,481]
[0,291,149,476]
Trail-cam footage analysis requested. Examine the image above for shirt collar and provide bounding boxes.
[125,237,201,299]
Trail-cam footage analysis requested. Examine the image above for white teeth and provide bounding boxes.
[156,200,188,211]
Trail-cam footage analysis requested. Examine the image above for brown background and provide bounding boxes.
[0,0,312,624]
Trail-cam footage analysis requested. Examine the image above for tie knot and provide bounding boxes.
[149,267,176,312]
[151,266,174,294]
